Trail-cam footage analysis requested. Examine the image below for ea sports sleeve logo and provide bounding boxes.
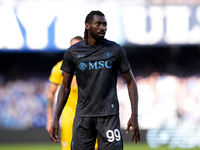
[104,51,112,58]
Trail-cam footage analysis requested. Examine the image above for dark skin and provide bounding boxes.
[122,69,140,143]
[50,14,140,144]
[50,72,73,143]
[86,15,107,47]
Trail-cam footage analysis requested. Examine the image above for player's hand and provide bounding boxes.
[50,119,60,143]
[126,114,140,144]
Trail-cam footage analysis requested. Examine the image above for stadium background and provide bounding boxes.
[0,0,200,149]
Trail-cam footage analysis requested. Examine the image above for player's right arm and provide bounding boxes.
[50,72,73,143]
[46,82,58,133]
[122,69,140,144]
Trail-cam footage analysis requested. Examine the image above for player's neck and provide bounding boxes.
[87,37,103,47]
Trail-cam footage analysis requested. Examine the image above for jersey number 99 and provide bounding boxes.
[106,129,121,142]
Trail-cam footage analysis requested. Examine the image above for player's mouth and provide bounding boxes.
[98,32,105,37]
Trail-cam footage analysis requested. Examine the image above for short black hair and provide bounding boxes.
[84,10,105,39]
[85,10,105,24]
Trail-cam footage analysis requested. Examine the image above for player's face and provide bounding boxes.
[89,15,107,41]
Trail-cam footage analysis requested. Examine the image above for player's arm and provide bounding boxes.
[46,82,59,133]
[50,72,73,143]
[122,69,140,143]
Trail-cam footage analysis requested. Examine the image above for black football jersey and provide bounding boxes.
[61,39,130,117]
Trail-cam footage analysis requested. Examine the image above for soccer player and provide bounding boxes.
[50,10,140,150]
[46,36,98,150]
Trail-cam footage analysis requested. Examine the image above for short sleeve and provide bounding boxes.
[49,61,63,85]
[117,46,131,73]
[61,49,75,74]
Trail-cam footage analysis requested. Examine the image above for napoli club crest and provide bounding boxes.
[104,51,112,58]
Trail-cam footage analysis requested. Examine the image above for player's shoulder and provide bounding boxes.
[56,60,63,66]
[64,40,86,56]
[69,40,86,50]
[53,60,63,69]
[52,60,63,72]
[104,39,124,53]
[104,39,121,48]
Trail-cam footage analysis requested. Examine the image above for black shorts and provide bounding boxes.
[71,115,123,150]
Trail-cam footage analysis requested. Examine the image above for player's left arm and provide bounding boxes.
[50,72,73,143]
[122,69,140,143]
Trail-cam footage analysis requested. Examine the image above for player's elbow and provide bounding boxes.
[60,84,71,93]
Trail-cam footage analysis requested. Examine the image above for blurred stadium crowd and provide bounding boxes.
[0,68,200,130]
[118,73,200,129]
[0,48,200,130]
[0,77,48,129]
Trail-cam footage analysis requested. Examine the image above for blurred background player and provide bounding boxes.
[46,36,98,150]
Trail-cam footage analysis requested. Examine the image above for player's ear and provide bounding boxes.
[85,23,90,30]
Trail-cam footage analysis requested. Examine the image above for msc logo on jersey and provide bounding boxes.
[104,51,112,58]
[78,61,112,71]
[78,62,87,72]
[89,61,112,69]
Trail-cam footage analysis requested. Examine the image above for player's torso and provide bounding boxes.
[70,40,120,117]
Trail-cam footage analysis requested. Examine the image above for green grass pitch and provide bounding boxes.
[0,142,199,150]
